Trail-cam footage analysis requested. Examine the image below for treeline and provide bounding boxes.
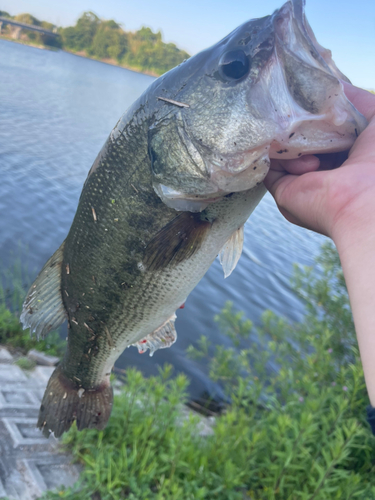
[0,10,190,76]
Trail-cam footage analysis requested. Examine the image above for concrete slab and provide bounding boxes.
[0,353,83,499]
[0,348,13,363]
[19,456,81,493]
[17,459,44,500]
[0,388,40,410]
[1,417,55,448]
[0,365,27,383]
[0,478,6,499]
[27,350,59,367]
[27,366,54,384]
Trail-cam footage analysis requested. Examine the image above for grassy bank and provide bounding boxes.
[29,242,374,500]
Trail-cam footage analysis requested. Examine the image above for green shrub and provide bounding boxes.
[15,356,36,370]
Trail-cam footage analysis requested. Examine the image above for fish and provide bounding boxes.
[20,0,367,437]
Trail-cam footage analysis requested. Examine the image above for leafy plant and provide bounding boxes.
[15,356,36,370]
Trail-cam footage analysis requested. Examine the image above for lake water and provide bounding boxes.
[0,40,327,404]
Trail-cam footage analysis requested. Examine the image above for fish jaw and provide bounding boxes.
[148,0,367,211]
[201,0,367,173]
[251,1,367,161]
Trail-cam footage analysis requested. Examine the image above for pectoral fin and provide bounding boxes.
[219,225,244,278]
[20,243,68,339]
[133,314,177,356]
[143,211,212,272]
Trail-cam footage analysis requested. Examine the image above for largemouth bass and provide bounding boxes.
[20,0,366,437]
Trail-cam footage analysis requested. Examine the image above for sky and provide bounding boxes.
[1,0,374,89]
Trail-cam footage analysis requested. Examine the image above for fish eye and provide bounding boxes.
[219,50,250,80]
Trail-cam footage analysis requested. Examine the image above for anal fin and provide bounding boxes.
[219,225,244,278]
[133,314,177,357]
[20,242,67,339]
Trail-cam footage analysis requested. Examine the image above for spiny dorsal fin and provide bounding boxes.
[133,313,177,357]
[143,212,211,272]
[219,225,244,278]
[20,242,67,339]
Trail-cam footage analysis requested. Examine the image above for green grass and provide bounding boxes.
[14,356,36,370]
[40,242,375,500]
[0,302,64,357]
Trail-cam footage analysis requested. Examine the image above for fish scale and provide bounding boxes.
[20,0,367,437]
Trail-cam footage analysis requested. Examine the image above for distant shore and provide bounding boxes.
[0,35,159,77]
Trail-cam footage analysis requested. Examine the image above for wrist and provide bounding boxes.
[331,211,375,406]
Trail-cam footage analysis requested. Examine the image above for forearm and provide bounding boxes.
[265,86,375,406]
[332,214,375,405]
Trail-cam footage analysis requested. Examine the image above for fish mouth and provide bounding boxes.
[264,0,367,159]
[152,0,367,213]
[204,0,367,178]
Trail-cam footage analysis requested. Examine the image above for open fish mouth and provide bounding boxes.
[210,0,367,169]
[151,0,367,213]
[263,0,366,160]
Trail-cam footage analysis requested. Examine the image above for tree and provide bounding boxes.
[135,26,162,44]
[14,13,40,25]
[125,26,189,74]
[62,12,100,52]
[91,20,128,61]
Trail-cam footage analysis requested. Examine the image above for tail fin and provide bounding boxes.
[37,365,113,438]
[20,242,67,339]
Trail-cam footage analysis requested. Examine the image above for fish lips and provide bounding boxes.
[218,0,368,165]
[196,0,367,170]
[263,0,368,159]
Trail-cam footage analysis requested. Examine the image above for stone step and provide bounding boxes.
[0,347,13,364]
[0,347,81,499]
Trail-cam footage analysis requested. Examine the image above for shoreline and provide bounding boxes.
[0,35,159,77]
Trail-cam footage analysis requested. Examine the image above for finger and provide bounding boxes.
[315,151,349,171]
[264,167,287,192]
[278,155,320,175]
[265,154,320,191]
[278,206,306,228]
[347,118,375,165]
[266,169,332,237]
[342,82,375,122]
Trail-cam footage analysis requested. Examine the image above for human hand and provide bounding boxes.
[265,84,375,412]
[264,84,375,241]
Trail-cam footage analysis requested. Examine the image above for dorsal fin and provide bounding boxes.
[143,211,212,272]
[219,225,244,278]
[133,314,177,357]
[20,242,68,339]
